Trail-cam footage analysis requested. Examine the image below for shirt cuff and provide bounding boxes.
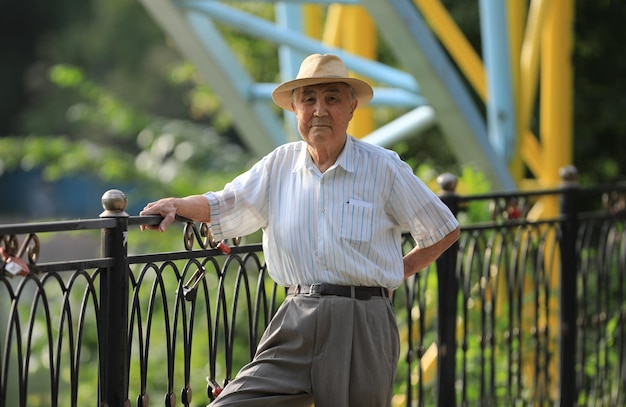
[204,192,224,240]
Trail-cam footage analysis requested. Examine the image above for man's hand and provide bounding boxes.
[403,226,460,279]
[139,195,212,232]
[140,198,178,232]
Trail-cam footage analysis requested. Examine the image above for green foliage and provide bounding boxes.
[49,64,149,138]
[455,166,494,223]
[405,158,493,224]
[0,63,252,206]
[0,135,136,182]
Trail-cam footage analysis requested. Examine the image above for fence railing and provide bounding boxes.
[1,172,625,407]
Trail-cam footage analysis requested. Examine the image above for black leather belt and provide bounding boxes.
[288,283,388,300]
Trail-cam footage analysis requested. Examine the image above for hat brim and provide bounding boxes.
[271,77,373,112]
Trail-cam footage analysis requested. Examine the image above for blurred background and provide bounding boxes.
[1,0,625,222]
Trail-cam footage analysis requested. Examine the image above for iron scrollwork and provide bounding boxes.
[490,196,529,222]
[0,233,40,276]
[180,217,241,252]
[602,189,626,215]
[179,218,241,301]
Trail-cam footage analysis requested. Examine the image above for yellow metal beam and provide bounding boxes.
[540,1,574,400]
[321,0,574,188]
[322,5,375,138]
[519,0,547,136]
[414,0,487,101]
[541,0,574,187]
[507,0,526,182]
[343,6,376,137]
[518,0,548,182]
[303,5,323,40]
[521,130,543,177]
[322,4,343,45]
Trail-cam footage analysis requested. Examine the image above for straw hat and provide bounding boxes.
[271,53,374,112]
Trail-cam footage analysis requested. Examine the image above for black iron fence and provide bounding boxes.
[1,171,625,407]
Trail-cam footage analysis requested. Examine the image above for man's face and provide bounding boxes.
[291,82,357,148]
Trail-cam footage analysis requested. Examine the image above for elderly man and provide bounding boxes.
[140,53,460,407]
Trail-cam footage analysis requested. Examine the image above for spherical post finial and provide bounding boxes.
[100,189,129,217]
[559,165,578,184]
[437,172,458,194]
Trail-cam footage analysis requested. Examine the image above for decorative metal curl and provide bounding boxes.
[181,220,241,252]
[1,233,40,262]
[489,197,528,222]
[0,233,40,276]
[22,233,41,264]
[179,218,243,301]
[1,234,19,256]
[182,221,214,250]
[602,189,626,215]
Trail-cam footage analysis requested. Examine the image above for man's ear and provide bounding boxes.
[349,100,358,119]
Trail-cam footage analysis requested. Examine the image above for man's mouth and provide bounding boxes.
[311,121,330,127]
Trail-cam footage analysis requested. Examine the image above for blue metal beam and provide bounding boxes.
[362,106,436,148]
[251,83,425,107]
[479,0,516,163]
[180,0,420,92]
[361,0,516,190]
[141,0,517,189]
[139,0,286,154]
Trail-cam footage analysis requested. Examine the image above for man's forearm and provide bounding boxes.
[403,227,460,279]
[174,195,212,223]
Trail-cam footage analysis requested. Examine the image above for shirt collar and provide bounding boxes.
[334,135,355,173]
[293,143,309,172]
[293,136,356,173]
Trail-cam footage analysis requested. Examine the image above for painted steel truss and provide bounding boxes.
[139,0,574,191]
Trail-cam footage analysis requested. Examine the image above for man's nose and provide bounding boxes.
[313,100,328,115]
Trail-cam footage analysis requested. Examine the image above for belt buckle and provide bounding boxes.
[306,283,322,297]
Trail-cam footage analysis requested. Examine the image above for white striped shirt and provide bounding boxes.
[205,136,458,289]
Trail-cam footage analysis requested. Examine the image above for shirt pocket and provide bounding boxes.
[340,200,374,242]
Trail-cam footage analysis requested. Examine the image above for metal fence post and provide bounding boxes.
[99,189,130,407]
[435,173,460,407]
[558,166,578,407]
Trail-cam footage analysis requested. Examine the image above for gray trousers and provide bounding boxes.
[210,294,400,407]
